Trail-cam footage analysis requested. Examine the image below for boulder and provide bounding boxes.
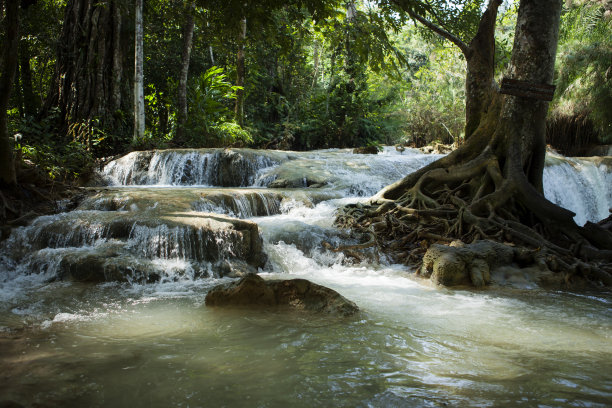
[205,274,359,316]
[353,146,379,154]
[419,240,514,287]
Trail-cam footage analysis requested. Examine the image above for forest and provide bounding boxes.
[0,0,610,185]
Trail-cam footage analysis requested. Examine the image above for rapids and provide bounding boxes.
[1,147,611,407]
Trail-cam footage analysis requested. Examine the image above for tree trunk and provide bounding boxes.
[19,38,38,116]
[340,0,612,286]
[175,1,196,144]
[311,39,320,89]
[464,0,502,139]
[0,0,19,186]
[133,0,144,143]
[207,19,215,65]
[49,0,131,139]
[234,17,246,126]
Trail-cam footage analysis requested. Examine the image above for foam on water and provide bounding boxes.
[1,147,611,407]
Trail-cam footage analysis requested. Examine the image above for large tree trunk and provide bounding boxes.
[50,0,132,139]
[133,0,144,142]
[175,0,196,144]
[339,0,612,287]
[234,17,246,126]
[0,0,19,187]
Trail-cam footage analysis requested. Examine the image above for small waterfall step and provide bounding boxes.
[1,210,267,283]
[100,148,291,187]
[81,187,342,218]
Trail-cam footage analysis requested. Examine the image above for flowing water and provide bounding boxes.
[1,148,611,407]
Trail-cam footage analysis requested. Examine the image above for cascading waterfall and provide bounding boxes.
[100,147,612,224]
[102,149,282,186]
[543,153,612,225]
[0,147,610,407]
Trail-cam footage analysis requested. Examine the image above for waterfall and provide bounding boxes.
[102,149,281,187]
[543,154,612,225]
[100,148,611,224]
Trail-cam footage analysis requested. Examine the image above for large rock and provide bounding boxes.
[205,274,359,316]
[419,240,515,287]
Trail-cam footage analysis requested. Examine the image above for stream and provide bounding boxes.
[1,147,611,407]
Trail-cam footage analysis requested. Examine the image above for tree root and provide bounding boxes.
[335,152,612,289]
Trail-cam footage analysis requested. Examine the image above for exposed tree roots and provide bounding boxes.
[334,147,612,289]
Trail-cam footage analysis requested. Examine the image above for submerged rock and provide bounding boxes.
[205,274,359,316]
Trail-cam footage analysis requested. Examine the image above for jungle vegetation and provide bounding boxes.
[0,0,609,184]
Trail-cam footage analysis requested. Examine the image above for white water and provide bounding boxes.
[1,147,611,407]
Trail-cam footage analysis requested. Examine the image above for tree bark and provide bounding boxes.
[133,0,144,142]
[494,0,561,192]
[49,0,131,139]
[19,38,38,116]
[176,0,196,143]
[234,16,246,126]
[464,0,502,139]
[0,0,19,186]
[311,39,320,89]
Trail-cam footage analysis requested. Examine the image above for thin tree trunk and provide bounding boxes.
[176,0,196,143]
[0,0,19,186]
[207,18,215,65]
[312,39,320,89]
[133,0,144,142]
[234,16,246,126]
[464,0,502,139]
[111,3,123,112]
[19,38,38,116]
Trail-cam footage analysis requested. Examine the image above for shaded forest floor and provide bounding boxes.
[0,163,85,238]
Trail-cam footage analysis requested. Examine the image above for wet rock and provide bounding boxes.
[205,274,359,316]
[100,148,288,187]
[419,240,514,287]
[215,259,258,278]
[353,146,379,154]
[55,244,161,283]
[5,211,267,282]
[420,143,454,155]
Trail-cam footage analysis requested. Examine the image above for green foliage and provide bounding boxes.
[186,66,250,146]
[552,1,612,142]
[144,83,175,145]
[388,27,466,146]
[15,109,94,181]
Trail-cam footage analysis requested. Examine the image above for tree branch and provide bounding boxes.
[391,0,469,55]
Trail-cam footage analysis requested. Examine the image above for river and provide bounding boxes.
[1,147,611,407]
